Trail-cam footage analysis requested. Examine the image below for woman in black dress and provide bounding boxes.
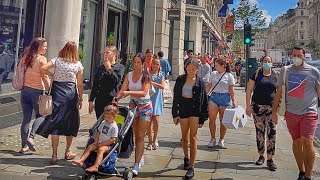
[89,45,124,119]
[37,41,84,165]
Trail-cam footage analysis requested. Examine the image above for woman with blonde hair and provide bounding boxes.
[19,37,50,154]
[36,41,84,165]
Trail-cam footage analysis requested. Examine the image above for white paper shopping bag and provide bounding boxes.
[236,106,248,128]
[222,108,240,129]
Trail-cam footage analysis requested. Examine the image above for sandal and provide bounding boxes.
[50,154,58,165]
[26,138,36,152]
[146,144,153,150]
[19,147,29,155]
[64,149,76,160]
[152,141,159,150]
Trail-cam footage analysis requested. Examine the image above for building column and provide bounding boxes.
[44,0,83,59]
[188,16,202,54]
[154,0,170,58]
[142,0,157,52]
[171,0,186,79]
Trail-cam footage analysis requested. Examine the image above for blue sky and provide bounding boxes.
[229,0,299,26]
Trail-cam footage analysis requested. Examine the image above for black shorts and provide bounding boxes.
[179,98,201,118]
[236,71,240,77]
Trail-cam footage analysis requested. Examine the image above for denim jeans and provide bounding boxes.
[20,86,44,148]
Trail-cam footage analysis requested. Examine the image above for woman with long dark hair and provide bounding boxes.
[19,37,50,154]
[37,41,84,165]
[89,45,124,119]
[206,58,236,148]
[172,59,208,179]
[116,53,152,176]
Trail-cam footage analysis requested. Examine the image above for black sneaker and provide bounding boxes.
[185,168,194,179]
[255,156,265,165]
[184,158,190,170]
[297,171,305,180]
[267,159,277,171]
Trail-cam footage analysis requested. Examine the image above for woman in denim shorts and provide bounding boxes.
[116,53,152,176]
[206,58,236,148]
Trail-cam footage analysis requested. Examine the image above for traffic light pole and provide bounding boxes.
[245,43,250,91]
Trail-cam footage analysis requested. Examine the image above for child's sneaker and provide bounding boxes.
[132,163,139,176]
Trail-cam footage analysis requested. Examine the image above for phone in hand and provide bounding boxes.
[175,118,180,125]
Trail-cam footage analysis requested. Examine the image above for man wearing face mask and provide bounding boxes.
[246,56,278,171]
[272,47,320,180]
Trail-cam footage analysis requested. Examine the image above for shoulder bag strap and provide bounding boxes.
[283,66,288,87]
[207,72,226,96]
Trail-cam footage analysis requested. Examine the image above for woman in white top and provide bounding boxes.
[206,58,236,148]
[36,41,84,165]
[116,53,152,176]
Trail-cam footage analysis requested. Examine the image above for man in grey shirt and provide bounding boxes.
[0,43,10,94]
[272,47,320,180]
[197,55,212,85]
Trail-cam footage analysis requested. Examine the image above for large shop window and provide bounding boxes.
[0,0,41,95]
[79,0,97,90]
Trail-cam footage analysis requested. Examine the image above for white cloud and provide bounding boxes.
[247,0,272,27]
[261,10,272,27]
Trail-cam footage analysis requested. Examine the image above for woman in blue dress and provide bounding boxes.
[146,55,165,150]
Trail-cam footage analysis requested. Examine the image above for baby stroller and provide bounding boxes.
[81,100,137,180]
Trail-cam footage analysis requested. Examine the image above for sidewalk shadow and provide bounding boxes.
[197,145,222,152]
[0,149,34,156]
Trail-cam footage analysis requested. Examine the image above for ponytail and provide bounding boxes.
[226,61,231,73]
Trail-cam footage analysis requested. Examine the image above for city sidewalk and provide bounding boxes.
[0,85,319,180]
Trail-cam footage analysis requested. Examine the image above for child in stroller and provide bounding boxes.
[73,104,119,172]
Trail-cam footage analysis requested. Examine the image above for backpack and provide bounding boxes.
[12,59,26,91]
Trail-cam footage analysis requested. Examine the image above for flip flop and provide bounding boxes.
[26,140,36,152]
[19,150,28,155]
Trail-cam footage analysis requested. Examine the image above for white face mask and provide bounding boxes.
[292,57,303,66]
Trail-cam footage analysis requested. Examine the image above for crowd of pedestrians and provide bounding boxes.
[13,37,319,180]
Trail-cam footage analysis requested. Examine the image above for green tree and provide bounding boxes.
[233,0,266,29]
[307,39,320,58]
[285,40,297,55]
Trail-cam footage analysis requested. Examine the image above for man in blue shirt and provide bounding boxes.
[158,51,171,80]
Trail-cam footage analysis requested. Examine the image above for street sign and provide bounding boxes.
[168,9,181,20]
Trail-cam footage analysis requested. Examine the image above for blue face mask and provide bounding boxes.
[262,63,272,70]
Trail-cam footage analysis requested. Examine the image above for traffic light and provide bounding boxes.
[244,23,252,44]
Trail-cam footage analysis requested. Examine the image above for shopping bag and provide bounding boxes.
[222,107,241,129]
[236,106,248,128]
[38,94,52,116]
[163,80,173,99]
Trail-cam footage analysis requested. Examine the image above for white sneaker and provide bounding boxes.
[218,139,225,148]
[208,139,216,148]
[139,156,144,168]
[132,163,139,176]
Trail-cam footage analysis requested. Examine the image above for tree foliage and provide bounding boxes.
[233,0,266,28]
[307,39,320,58]
[285,40,297,55]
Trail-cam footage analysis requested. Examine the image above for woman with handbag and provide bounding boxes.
[206,58,236,148]
[172,59,208,179]
[36,41,84,165]
[89,45,124,119]
[146,55,165,150]
[19,37,50,154]
[245,56,278,171]
[115,53,153,176]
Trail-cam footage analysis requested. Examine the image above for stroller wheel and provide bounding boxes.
[123,168,133,180]
[82,173,96,180]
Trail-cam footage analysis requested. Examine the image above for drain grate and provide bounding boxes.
[313,170,320,177]
[0,97,16,104]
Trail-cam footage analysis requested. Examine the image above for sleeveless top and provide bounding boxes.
[51,57,84,83]
[24,55,44,90]
[128,71,150,101]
